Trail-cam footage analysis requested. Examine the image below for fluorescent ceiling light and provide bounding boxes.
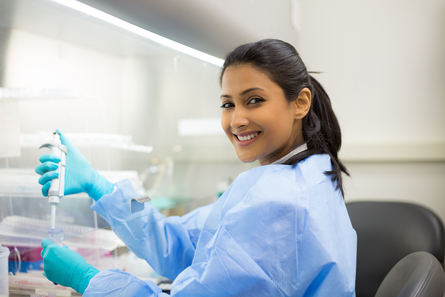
[49,0,225,67]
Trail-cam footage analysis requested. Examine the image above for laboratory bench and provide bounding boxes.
[8,273,82,297]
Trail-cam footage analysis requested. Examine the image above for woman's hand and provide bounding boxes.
[35,129,114,201]
[41,239,100,294]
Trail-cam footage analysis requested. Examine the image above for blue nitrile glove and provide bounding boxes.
[35,129,114,201]
[41,239,100,294]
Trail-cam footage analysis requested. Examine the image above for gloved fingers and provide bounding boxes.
[56,129,90,164]
[38,171,59,186]
[41,181,51,197]
[56,129,74,148]
[38,154,61,164]
[35,161,59,175]
[41,238,54,248]
[41,272,55,285]
[41,239,64,258]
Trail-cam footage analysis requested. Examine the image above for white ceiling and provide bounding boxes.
[77,0,300,59]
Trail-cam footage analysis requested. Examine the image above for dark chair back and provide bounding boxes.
[346,201,445,297]
[375,251,445,297]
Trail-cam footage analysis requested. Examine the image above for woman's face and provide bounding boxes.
[220,64,310,165]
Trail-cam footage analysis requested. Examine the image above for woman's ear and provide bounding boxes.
[293,87,311,119]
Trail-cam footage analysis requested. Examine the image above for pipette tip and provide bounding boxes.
[48,228,64,245]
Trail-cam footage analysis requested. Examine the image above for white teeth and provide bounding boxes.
[237,133,259,142]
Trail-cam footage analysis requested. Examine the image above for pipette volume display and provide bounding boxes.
[39,132,67,233]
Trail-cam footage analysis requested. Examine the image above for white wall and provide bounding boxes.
[297,0,445,221]
[297,0,445,149]
[344,162,445,222]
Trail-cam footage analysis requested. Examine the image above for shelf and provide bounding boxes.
[21,133,153,154]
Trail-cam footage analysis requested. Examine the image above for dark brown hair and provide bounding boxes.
[220,39,349,196]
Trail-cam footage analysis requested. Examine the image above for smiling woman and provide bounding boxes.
[220,64,311,165]
[38,39,357,297]
[220,39,349,195]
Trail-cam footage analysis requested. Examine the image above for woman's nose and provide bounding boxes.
[231,107,249,129]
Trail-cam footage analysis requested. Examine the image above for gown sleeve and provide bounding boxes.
[90,179,213,280]
[84,269,170,296]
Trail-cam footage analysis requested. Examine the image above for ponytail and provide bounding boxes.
[221,39,349,197]
[285,75,349,196]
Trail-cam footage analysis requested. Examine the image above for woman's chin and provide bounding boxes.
[236,153,258,164]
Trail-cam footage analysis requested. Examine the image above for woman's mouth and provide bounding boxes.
[233,132,261,145]
[236,132,259,141]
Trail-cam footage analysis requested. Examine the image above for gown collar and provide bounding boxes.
[271,143,308,165]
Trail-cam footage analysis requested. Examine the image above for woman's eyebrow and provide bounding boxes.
[240,87,264,96]
[220,87,265,99]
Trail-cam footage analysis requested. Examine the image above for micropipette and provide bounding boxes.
[39,132,67,244]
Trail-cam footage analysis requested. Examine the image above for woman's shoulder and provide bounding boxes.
[223,154,331,211]
[238,153,333,190]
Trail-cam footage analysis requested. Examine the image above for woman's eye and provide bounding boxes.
[221,102,234,109]
[248,97,264,104]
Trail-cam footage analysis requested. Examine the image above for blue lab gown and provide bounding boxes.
[84,154,357,296]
